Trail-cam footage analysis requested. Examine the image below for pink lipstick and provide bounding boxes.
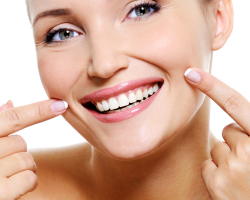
[81,77,163,123]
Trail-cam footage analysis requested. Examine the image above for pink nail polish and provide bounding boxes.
[184,68,201,83]
[50,100,68,113]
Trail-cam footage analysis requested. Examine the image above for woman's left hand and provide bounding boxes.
[184,68,250,200]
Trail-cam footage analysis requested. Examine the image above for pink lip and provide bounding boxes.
[81,77,164,123]
[80,77,164,104]
[86,88,161,123]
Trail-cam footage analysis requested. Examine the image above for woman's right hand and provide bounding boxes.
[0,99,67,200]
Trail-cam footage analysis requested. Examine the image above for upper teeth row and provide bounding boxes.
[95,83,159,112]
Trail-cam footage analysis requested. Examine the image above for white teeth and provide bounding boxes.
[108,98,119,110]
[143,89,149,99]
[102,100,109,111]
[136,90,143,101]
[95,83,160,112]
[97,102,104,112]
[153,83,159,93]
[129,92,137,103]
[105,101,144,114]
[148,87,153,95]
[118,94,129,107]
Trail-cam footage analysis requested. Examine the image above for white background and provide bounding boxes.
[0,1,250,149]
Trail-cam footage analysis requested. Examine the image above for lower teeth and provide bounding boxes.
[105,102,138,114]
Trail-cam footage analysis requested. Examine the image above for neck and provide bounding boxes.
[90,97,217,199]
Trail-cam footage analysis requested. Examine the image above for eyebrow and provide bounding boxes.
[33,8,73,26]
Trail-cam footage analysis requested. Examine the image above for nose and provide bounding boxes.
[87,31,128,79]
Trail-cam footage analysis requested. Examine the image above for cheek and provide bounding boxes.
[118,13,208,136]
[121,13,209,76]
[37,45,88,100]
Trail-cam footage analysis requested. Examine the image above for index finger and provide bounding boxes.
[184,68,250,134]
[0,100,68,137]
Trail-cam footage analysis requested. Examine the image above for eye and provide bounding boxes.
[127,2,161,20]
[129,6,154,18]
[53,29,79,41]
[54,30,78,41]
[45,28,80,44]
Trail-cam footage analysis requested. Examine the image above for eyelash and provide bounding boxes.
[127,1,161,21]
[44,1,161,44]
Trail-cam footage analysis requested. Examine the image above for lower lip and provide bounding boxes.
[85,88,161,123]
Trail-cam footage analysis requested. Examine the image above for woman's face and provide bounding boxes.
[29,0,214,159]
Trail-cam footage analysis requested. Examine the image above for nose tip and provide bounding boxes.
[87,27,129,79]
[88,52,128,79]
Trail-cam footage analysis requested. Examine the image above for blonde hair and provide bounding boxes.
[25,0,31,22]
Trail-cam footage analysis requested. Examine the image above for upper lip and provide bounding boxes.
[80,77,164,104]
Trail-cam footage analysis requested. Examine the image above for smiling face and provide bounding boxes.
[28,0,216,160]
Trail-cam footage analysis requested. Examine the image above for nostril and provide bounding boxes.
[87,53,129,79]
[88,63,121,79]
[88,68,115,79]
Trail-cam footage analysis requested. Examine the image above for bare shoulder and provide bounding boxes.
[20,142,93,200]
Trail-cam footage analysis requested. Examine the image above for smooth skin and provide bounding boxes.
[1,0,249,199]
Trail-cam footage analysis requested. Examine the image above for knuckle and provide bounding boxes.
[11,135,27,152]
[224,94,242,114]
[208,172,225,195]
[210,142,223,156]
[37,104,46,120]
[222,123,236,138]
[235,141,250,160]
[226,157,241,175]
[17,153,35,170]
[23,171,38,190]
[5,109,23,131]
[223,122,236,131]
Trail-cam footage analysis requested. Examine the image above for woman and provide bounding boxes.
[0,0,249,199]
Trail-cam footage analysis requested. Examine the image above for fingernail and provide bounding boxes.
[7,100,13,105]
[184,68,201,83]
[50,100,68,113]
[0,100,13,107]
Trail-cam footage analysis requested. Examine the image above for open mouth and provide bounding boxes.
[82,82,162,114]
[80,78,163,123]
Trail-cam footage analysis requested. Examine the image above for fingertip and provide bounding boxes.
[7,100,13,105]
[0,100,14,112]
[184,68,193,77]
[50,100,68,114]
[184,68,202,83]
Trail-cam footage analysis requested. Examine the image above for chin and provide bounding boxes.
[99,133,164,161]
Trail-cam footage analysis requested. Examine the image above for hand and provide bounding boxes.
[184,68,250,200]
[0,99,67,200]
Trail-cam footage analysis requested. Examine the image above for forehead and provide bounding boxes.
[28,0,119,19]
[27,0,207,27]
[28,0,70,18]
